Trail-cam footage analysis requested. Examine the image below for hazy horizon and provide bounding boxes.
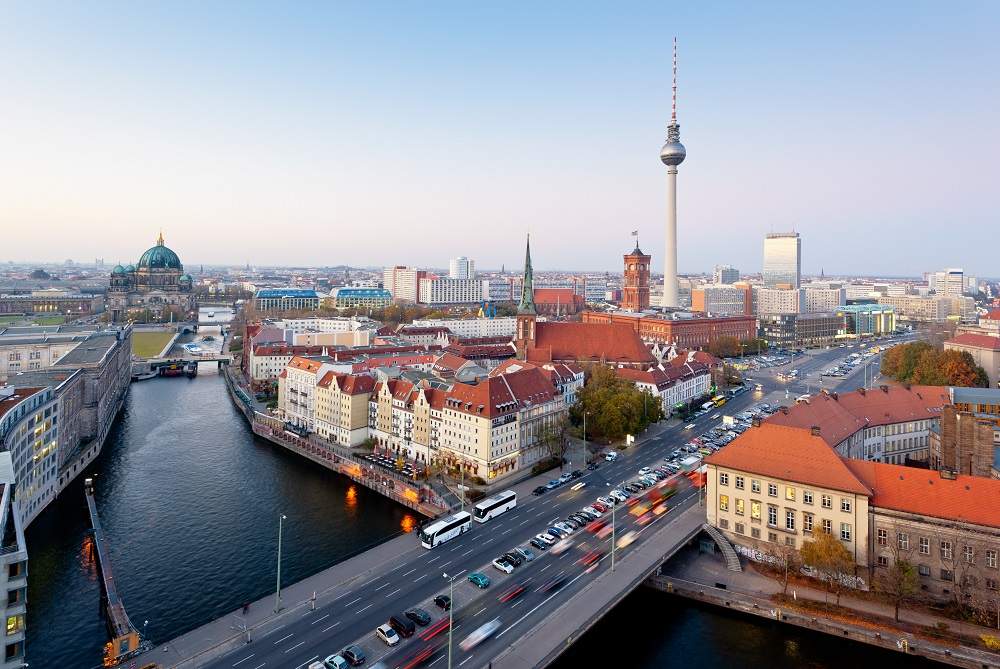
[2,2,997,276]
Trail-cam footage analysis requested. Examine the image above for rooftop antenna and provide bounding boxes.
[671,36,678,124]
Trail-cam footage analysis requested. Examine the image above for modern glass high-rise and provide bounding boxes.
[449,257,475,280]
[762,233,801,289]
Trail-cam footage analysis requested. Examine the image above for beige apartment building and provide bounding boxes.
[314,371,375,447]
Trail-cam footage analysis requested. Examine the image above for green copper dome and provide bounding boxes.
[137,231,182,270]
[111,264,126,274]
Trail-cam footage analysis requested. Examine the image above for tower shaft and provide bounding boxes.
[662,166,679,307]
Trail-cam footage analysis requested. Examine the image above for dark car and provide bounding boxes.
[530,537,548,551]
[405,608,431,627]
[434,594,451,611]
[587,462,599,471]
[563,518,581,530]
[532,486,547,496]
[503,551,523,566]
[342,645,367,666]
[389,613,416,638]
[570,470,583,479]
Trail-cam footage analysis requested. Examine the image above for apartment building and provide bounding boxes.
[691,284,750,316]
[755,287,803,315]
[877,295,950,322]
[802,286,846,313]
[0,452,27,668]
[314,372,376,447]
[615,357,711,414]
[411,317,517,339]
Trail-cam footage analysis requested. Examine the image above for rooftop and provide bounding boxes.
[53,332,123,366]
[946,333,1000,351]
[530,321,655,365]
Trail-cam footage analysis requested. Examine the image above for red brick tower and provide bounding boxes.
[622,242,651,312]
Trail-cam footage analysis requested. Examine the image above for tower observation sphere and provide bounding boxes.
[660,136,686,166]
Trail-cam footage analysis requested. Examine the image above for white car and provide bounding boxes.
[492,558,514,574]
[534,532,556,545]
[605,451,618,461]
[597,496,617,506]
[551,538,574,555]
[582,506,602,517]
[459,617,502,652]
[638,467,651,476]
[554,522,575,535]
[610,490,628,502]
[376,624,400,646]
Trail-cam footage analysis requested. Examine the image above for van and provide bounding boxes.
[389,613,416,638]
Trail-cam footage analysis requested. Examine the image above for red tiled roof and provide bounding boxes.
[253,344,325,356]
[533,288,579,305]
[529,322,655,365]
[845,460,1000,529]
[765,385,949,447]
[421,387,448,410]
[434,352,472,371]
[704,423,871,495]
[983,309,1000,321]
[0,387,45,422]
[287,356,324,373]
[446,367,556,418]
[946,333,1000,351]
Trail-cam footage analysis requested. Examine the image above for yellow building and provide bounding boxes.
[314,371,376,447]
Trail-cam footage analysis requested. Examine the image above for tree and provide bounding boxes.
[569,366,664,442]
[538,416,571,469]
[707,336,741,358]
[877,557,920,622]
[881,341,988,388]
[768,543,802,596]
[801,531,854,605]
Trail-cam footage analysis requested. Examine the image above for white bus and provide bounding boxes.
[472,490,517,523]
[419,511,472,549]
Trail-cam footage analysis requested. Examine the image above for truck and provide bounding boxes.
[679,455,702,472]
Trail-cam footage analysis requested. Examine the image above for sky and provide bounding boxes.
[1,2,997,277]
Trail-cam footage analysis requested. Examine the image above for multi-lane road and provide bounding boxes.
[204,338,905,669]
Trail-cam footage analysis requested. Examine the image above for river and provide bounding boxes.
[25,368,936,668]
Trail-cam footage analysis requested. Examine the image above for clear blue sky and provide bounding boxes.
[1,2,997,277]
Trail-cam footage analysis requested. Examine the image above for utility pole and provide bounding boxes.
[443,572,455,669]
[274,513,287,613]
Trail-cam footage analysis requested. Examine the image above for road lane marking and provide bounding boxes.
[518,519,529,526]
[501,528,512,535]
[454,568,467,577]
[474,606,486,617]
[233,654,255,667]
[294,658,319,669]
[439,560,452,569]
[345,597,362,607]
[427,555,441,563]
[498,567,591,639]
[459,655,474,666]
[461,548,475,557]
[430,656,443,666]
[273,633,293,645]
[310,613,330,625]
[414,574,427,581]
[385,588,401,598]
[356,604,374,614]
[252,664,265,669]
[402,568,416,576]
[322,622,341,633]
[375,582,391,591]
[539,564,551,573]
[284,641,305,653]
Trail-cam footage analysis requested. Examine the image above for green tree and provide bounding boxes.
[707,336,741,358]
[570,366,664,442]
[801,531,854,605]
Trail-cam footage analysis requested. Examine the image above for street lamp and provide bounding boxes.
[582,411,589,468]
[442,572,455,669]
[274,513,287,613]
[606,480,625,572]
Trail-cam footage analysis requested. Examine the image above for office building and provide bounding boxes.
[762,232,801,289]
[411,317,516,339]
[582,311,756,349]
[877,295,950,322]
[691,284,750,316]
[621,243,651,312]
[838,304,896,337]
[449,257,475,280]
[713,265,739,285]
[417,277,484,305]
[803,286,846,313]
[931,268,965,297]
[755,287,803,315]
[325,287,392,310]
[253,288,321,313]
[382,266,427,303]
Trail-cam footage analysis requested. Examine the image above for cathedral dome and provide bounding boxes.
[137,232,182,270]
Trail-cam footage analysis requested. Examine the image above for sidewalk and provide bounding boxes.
[664,547,989,640]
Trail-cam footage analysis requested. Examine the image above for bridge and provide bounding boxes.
[137,415,731,669]
[85,477,149,667]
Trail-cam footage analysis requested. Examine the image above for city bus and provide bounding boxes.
[472,490,517,523]
[419,511,472,549]
[711,395,727,407]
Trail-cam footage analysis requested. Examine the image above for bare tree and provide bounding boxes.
[768,543,802,596]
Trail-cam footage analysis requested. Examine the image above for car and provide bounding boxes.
[514,546,535,562]
[405,608,431,627]
[546,528,564,541]
[554,522,575,535]
[582,505,602,516]
[551,538,574,555]
[433,594,451,611]
[605,451,618,461]
[545,480,561,490]
[570,481,587,491]
[597,496,617,507]
[492,558,514,574]
[539,574,569,593]
[532,486,547,496]
[389,614,416,638]
[616,531,637,549]
[530,537,548,550]
[559,472,573,483]
[563,517,582,530]
[324,655,351,669]
[639,467,651,476]
[468,572,491,588]
[376,624,400,646]
[586,462,599,471]
[459,617,502,652]
[342,645,367,666]
[534,532,556,545]
[503,551,523,566]
[570,469,583,479]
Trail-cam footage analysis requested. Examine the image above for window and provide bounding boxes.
[964,545,975,564]
[767,505,778,527]
[785,510,795,531]
[988,550,998,569]
[841,498,852,513]
[785,536,795,547]
[735,499,745,516]
[918,564,930,577]
[803,513,813,533]
[751,479,761,494]
[735,522,745,535]
[822,518,832,535]
[719,494,729,512]
[719,518,729,529]
[989,579,999,591]
[751,527,761,539]
[768,532,778,543]
[735,476,745,490]
[5,615,22,635]
[919,537,930,555]
[803,491,814,505]
[719,472,729,486]
[877,529,888,546]
[751,501,761,521]
[941,540,953,560]
[897,533,909,550]
[878,555,888,567]
[785,486,795,501]
[840,523,852,542]
[821,494,832,509]
[768,483,777,497]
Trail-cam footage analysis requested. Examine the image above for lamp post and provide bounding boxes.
[442,572,455,669]
[582,411,589,468]
[274,513,287,613]
[606,480,624,572]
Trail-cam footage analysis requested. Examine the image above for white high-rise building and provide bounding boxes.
[713,265,739,284]
[802,286,846,313]
[659,38,686,308]
[449,257,475,280]
[932,268,965,297]
[762,232,801,289]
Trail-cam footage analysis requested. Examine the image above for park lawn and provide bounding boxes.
[132,331,174,358]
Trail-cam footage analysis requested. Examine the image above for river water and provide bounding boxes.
[25,369,935,668]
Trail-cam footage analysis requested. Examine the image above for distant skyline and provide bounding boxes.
[1,2,997,276]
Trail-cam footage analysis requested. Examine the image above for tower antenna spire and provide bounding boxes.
[671,36,677,124]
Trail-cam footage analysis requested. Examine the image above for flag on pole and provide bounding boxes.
[631,230,638,236]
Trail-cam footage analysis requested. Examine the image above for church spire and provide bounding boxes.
[156,229,165,246]
[518,234,536,315]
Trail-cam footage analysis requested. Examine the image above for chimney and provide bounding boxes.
[940,469,957,480]
[811,425,821,436]
[751,417,761,427]
[880,385,889,393]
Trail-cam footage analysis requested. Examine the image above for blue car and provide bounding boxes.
[545,480,561,490]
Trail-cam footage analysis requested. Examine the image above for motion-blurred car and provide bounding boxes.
[459,618,502,651]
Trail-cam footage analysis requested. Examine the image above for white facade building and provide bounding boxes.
[449,257,475,280]
[417,278,484,305]
[803,286,846,313]
[411,317,517,339]
[755,287,803,315]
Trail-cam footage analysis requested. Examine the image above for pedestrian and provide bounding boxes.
[242,602,249,615]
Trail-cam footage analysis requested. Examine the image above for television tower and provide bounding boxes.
[660,37,686,308]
